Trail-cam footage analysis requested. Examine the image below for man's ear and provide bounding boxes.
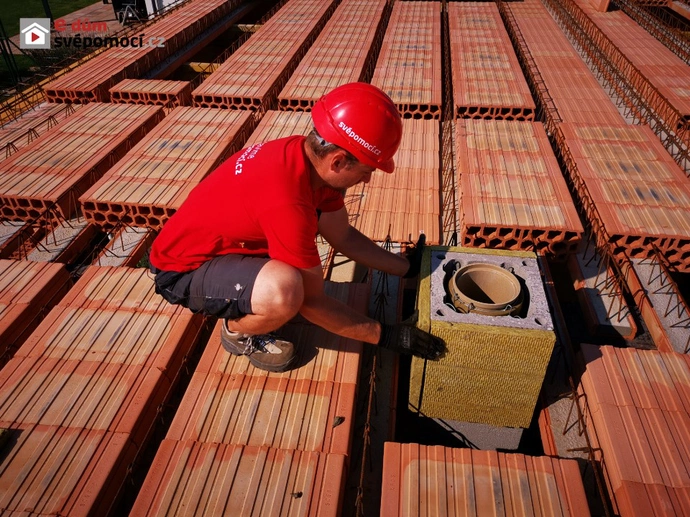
[329,150,350,172]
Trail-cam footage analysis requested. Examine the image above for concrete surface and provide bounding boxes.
[430,249,553,331]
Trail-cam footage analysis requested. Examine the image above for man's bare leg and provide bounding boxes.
[224,259,304,334]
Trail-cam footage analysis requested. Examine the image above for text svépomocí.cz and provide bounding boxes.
[53,35,165,49]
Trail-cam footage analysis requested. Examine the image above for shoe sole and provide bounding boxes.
[222,334,296,372]
[247,352,298,373]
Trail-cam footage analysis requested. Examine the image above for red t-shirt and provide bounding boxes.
[149,136,344,272]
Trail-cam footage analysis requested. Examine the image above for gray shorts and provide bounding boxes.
[151,254,270,320]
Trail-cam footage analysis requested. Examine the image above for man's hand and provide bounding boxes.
[403,234,426,278]
[378,312,445,360]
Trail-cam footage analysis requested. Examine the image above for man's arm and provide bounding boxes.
[318,207,409,276]
[298,264,381,344]
[298,263,446,359]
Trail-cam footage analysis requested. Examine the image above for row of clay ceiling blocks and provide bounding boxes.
[381,443,590,516]
[131,283,369,515]
[45,0,239,103]
[279,0,388,110]
[510,0,690,270]
[448,3,535,121]
[456,119,583,257]
[371,1,442,119]
[559,123,690,271]
[345,119,441,245]
[509,0,625,126]
[574,0,690,123]
[0,103,80,153]
[0,221,32,259]
[193,0,337,110]
[245,110,313,146]
[0,266,203,516]
[580,344,690,516]
[671,0,690,19]
[0,103,163,221]
[80,107,253,229]
[0,259,70,360]
[109,79,193,107]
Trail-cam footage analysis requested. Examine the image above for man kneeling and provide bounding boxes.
[149,83,444,372]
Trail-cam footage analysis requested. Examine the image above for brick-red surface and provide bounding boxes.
[0,355,169,446]
[372,2,442,119]
[278,0,388,110]
[132,282,367,514]
[166,282,366,455]
[0,425,135,516]
[80,107,252,229]
[559,122,690,269]
[109,79,193,107]
[44,0,241,103]
[580,344,690,516]
[345,119,441,244]
[588,0,611,13]
[131,440,346,516]
[54,265,166,310]
[0,103,80,155]
[16,292,200,378]
[448,3,535,121]
[381,442,591,516]
[0,103,163,222]
[0,259,71,360]
[166,370,357,455]
[11,266,201,383]
[244,110,313,145]
[510,0,625,126]
[574,0,690,130]
[0,266,202,516]
[456,119,583,257]
[14,266,201,371]
[193,0,338,110]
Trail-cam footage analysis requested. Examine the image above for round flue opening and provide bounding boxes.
[449,263,523,316]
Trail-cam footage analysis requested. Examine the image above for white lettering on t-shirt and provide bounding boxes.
[234,143,264,175]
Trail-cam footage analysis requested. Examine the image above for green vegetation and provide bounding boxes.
[0,0,97,37]
[136,253,151,269]
[0,54,36,90]
[0,1,99,92]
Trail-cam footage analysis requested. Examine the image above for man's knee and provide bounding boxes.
[252,260,304,317]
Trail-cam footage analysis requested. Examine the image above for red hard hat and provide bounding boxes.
[311,83,402,173]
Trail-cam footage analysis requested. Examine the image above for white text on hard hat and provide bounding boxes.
[338,122,382,156]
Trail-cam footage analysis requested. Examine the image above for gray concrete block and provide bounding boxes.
[27,218,89,262]
[631,258,690,354]
[571,244,634,338]
[429,249,553,332]
[431,417,525,451]
[97,226,149,267]
[0,221,25,249]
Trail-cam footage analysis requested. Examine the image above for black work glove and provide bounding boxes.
[378,312,446,360]
[403,234,426,278]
